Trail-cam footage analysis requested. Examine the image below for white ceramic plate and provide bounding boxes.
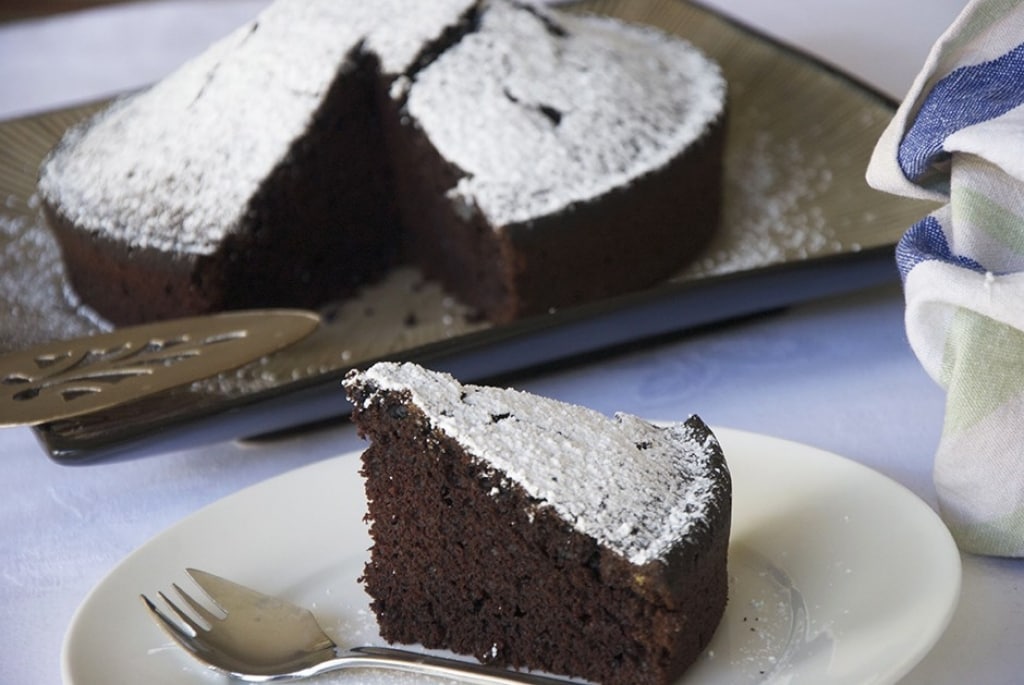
[61,428,961,684]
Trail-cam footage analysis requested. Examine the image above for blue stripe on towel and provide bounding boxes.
[898,42,1024,182]
[896,215,987,279]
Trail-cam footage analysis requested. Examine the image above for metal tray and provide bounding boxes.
[0,0,934,462]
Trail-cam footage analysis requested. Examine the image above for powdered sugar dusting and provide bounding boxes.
[37,0,476,255]
[681,129,839,276]
[350,362,727,566]
[406,2,726,227]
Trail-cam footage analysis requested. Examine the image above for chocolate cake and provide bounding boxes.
[38,0,727,325]
[343,362,731,685]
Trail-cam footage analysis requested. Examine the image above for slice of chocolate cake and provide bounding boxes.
[38,0,726,326]
[343,362,731,685]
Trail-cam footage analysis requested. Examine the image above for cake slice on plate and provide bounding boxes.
[344,362,731,685]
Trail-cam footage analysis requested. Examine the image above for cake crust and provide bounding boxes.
[344,362,731,685]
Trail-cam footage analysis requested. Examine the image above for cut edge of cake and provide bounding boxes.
[343,361,731,685]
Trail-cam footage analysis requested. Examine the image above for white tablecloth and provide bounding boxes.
[6,1,1020,684]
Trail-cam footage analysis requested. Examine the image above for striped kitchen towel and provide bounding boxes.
[867,0,1024,556]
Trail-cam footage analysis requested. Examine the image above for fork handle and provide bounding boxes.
[325,646,580,684]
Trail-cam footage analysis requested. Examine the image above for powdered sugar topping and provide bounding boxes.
[350,362,727,566]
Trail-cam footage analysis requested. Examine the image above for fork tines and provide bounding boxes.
[140,576,223,649]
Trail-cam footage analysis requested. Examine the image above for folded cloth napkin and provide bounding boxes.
[867,0,1024,556]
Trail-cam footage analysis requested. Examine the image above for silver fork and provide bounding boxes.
[141,568,575,684]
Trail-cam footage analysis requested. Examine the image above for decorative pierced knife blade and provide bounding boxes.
[0,310,319,427]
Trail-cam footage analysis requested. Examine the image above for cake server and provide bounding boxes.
[0,310,319,428]
[142,568,576,684]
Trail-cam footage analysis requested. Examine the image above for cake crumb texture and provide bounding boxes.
[344,362,731,685]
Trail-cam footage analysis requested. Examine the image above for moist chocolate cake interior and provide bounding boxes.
[213,51,399,311]
[346,364,731,685]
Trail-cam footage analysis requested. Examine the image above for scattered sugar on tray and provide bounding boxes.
[682,128,841,278]
[0,212,28,238]
[354,362,726,566]
[0,213,100,348]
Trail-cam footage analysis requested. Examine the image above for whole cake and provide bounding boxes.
[38,0,727,325]
[343,362,731,685]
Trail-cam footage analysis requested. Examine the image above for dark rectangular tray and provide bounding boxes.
[0,0,934,462]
